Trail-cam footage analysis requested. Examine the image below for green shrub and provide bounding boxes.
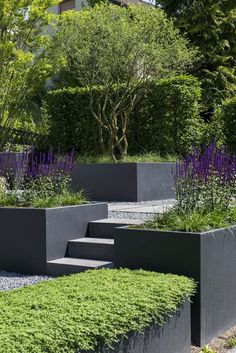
[210,96,236,153]
[0,269,196,353]
[46,76,204,155]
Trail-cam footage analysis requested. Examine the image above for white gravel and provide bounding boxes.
[0,271,52,292]
[108,199,176,221]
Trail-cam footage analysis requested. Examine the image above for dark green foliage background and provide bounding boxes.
[46,75,203,155]
[211,96,236,152]
[157,0,236,110]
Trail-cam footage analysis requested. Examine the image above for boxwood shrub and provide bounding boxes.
[46,75,204,155]
[0,269,195,353]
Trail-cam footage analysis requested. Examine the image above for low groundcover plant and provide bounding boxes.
[0,269,196,353]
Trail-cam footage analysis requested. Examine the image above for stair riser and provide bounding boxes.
[67,242,114,261]
[47,262,114,276]
[88,223,126,238]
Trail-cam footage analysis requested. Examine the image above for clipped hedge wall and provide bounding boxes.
[211,96,236,153]
[46,76,203,155]
[46,87,99,153]
[129,76,203,155]
[0,269,195,353]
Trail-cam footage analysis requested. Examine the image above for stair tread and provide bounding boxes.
[69,238,114,245]
[90,218,143,224]
[47,257,113,267]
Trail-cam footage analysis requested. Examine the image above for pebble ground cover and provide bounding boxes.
[0,269,195,353]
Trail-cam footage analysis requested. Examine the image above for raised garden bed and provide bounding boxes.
[72,162,175,201]
[0,269,195,353]
[114,226,236,346]
[0,203,108,274]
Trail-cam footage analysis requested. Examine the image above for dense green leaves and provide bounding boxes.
[46,87,100,153]
[158,0,236,110]
[0,269,195,353]
[129,76,203,155]
[211,96,236,152]
[0,0,61,145]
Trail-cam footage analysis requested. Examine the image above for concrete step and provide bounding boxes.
[67,237,114,261]
[47,257,114,276]
[88,218,143,238]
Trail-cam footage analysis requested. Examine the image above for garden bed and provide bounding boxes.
[0,269,195,353]
[114,225,236,346]
[0,203,108,274]
[72,162,175,201]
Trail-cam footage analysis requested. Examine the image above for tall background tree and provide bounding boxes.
[0,0,61,146]
[157,0,236,115]
[51,4,196,161]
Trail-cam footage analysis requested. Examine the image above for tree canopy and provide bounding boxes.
[157,0,236,111]
[51,3,196,160]
[0,0,61,145]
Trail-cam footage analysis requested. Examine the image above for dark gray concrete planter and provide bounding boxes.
[114,226,236,346]
[85,301,191,353]
[72,163,175,202]
[0,203,108,275]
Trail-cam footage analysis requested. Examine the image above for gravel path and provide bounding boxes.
[0,271,52,292]
[108,199,176,220]
[191,326,236,353]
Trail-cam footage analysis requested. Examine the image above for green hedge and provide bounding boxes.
[46,76,203,155]
[129,76,203,155]
[46,87,99,153]
[211,96,236,153]
[0,269,195,353]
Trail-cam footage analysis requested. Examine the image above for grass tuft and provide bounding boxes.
[0,269,195,353]
[77,152,176,164]
[225,336,236,349]
[136,207,236,232]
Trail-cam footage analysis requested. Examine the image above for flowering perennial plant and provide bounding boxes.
[175,142,236,214]
[0,146,75,181]
[0,147,86,208]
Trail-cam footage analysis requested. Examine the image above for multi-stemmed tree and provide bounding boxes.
[51,4,196,161]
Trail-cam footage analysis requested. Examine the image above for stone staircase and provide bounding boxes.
[47,218,142,276]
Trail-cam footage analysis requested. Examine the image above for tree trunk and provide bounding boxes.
[108,132,117,162]
[116,134,128,160]
[98,125,105,154]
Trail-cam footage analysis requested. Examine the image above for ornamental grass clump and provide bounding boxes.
[175,142,236,214]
